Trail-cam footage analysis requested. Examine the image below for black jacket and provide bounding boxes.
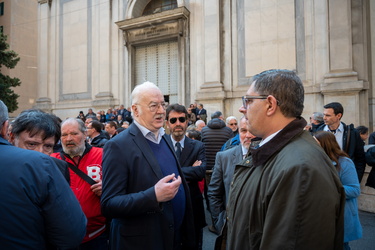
[314,122,366,181]
[90,132,109,148]
[201,118,233,170]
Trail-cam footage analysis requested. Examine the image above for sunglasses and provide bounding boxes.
[229,123,237,126]
[169,117,186,124]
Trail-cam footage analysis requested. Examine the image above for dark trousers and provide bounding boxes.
[77,231,109,250]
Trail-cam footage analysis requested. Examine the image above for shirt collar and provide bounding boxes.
[171,136,185,148]
[259,129,282,147]
[133,120,165,143]
[323,122,344,133]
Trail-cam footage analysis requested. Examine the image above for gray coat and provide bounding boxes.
[208,145,243,232]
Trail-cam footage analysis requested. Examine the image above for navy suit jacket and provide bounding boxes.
[101,124,195,250]
[0,137,86,249]
[165,135,207,229]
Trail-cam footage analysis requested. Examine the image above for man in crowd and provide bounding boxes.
[304,111,324,133]
[0,101,86,249]
[165,103,206,249]
[101,81,195,249]
[86,108,96,119]
[208,116,257,233]
[9,109,70,182]
[116,114,124,127]
[105,121,118,139]
[87,120,109,148]
[195,120,206,132]
[224,69,345,249]
[314,102,366,182]
[201,110,233,234]
[117,104,132,124]
[51,118,108,249]
[225,116,238,137]
[196,103,207,123]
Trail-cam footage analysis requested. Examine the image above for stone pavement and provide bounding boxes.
[202,210,375,249]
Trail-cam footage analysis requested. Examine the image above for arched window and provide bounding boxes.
[142,0,177,16]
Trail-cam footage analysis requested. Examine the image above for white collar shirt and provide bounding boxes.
[323,122,344,149]
[133,120,165,144]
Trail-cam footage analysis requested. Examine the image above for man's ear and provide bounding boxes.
[337,113,343,120]
[132,104,138,117]
[1,120,9,140]
[266,96,278,116]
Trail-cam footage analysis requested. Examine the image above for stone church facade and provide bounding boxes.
[35,0,374,128]
[34,0,375,211]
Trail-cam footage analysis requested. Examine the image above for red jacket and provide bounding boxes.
[51,145,106,243]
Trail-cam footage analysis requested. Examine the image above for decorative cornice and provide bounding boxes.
[116,7,190,31]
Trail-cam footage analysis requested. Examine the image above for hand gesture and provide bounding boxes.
[155,173,182,202]
[91,180,102,197]
[192,160,202,167]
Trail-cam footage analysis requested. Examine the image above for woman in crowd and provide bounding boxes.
[314,131,362,250]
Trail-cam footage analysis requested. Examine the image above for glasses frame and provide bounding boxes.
[169,117,187,124]
[137,102,167,112]
[242,95,268,109]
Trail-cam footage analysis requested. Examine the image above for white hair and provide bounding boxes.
[226,116,237,124]
[131,81,161,105]
[195,120,205,126]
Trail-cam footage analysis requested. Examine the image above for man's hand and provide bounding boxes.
[192,160,202,167]
[91,180,102,197]
[155,173,182,202]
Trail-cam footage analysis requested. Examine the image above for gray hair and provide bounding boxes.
[251,69,304,118]
[61,118,86,134]
[312,112,324,123]
[226,116,237,124]
[0,100,9,131]
[211,111,223,119]
[131,81,161,105]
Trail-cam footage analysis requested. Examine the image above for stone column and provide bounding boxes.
[200,0,223,91]
[92,0,115,108]
[196,0,225,114]
[321,0,364,125]
[35,0,52,111]
[323,0,363,88]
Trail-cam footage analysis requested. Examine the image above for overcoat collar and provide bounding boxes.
[250,117,307,167]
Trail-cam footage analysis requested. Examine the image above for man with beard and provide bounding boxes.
[101,82,196,249]
[208,116,257,233]
[165,104,206,250]
[51,118,108,250]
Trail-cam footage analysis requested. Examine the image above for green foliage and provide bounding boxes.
[0,34,21,113]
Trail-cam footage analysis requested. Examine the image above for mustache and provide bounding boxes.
[65,141,76,146]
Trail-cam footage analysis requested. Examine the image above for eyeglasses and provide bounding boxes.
[138,102,167,112]
[229,123,237,126]
[169,117,186,124]
[242,95,268,109]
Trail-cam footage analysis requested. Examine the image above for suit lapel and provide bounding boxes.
[129,124,163,179]
[233,145,244,163]
[180,136,193,166]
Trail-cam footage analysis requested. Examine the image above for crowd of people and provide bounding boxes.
[0,69,372,249]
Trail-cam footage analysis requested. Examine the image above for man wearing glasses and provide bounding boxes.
[101,82,196,249]
[165,103,207,250]
[223,69,345,249]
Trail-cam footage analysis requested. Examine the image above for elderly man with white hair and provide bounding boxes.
[225,116,238,136]
[101,81,196,249]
